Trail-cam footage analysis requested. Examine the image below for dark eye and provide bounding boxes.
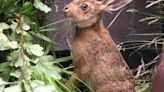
[81,3,88,10]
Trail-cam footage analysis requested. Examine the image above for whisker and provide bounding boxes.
[40,18,71,29]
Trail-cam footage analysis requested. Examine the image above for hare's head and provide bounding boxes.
[64,0,132,28]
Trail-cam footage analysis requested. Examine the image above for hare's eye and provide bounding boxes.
[80,3,88,11]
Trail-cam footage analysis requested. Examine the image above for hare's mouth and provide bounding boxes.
[64,10,74,18]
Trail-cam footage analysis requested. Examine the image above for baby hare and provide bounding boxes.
[64,0,135,92]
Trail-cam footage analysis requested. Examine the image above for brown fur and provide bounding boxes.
[64,0,135,92]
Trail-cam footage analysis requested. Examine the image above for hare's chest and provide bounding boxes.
[71,35,112,67]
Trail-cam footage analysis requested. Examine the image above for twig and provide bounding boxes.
[146,0,164,8]
[107,8,124,29]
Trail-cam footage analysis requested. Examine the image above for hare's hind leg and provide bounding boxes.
[96,82,135,92]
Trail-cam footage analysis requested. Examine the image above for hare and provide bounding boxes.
[64,0,135,92]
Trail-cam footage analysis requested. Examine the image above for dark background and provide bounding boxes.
[45,0,163,69]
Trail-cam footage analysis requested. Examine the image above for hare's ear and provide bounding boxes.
[98,0,132,11]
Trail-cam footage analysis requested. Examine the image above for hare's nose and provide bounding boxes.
[63,6,69,13]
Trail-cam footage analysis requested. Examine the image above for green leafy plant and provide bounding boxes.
[0,0,74,92]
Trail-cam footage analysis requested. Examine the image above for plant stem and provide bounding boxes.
[19,15,26,80]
